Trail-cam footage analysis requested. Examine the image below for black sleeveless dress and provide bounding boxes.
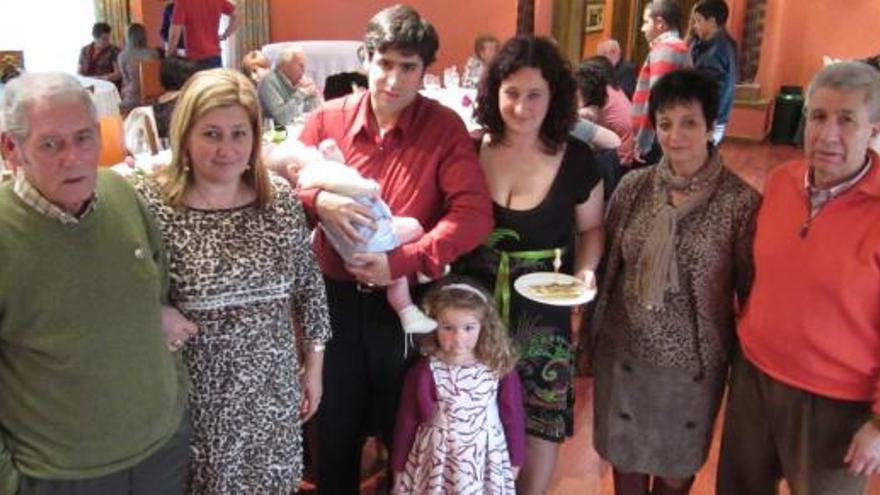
[456,137,600,441]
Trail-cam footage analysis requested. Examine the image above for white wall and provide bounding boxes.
[0,0,95,73]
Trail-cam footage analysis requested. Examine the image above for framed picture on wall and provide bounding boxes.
[584,3,605,33]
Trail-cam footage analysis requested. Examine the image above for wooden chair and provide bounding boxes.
[138,58,163,104]
[98,114,126,167]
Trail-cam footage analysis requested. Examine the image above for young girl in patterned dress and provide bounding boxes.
[391,280,526,494]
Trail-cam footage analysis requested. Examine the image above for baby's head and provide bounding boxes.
[420,279,517,374]
[264,139,379,196]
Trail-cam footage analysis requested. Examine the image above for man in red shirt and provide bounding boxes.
[718,61,880,495]
[296,5,493,493]
[167,0,238,70]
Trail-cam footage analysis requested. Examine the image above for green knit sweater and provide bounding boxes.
[0,171,187,493]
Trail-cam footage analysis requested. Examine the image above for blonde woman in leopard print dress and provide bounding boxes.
[134,69,331,493]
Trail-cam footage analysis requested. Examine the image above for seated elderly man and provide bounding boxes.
[0,72,192,494]
[717,61,880,495]
[258,46,322,125]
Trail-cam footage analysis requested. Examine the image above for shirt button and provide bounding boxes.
[134,247,146,259]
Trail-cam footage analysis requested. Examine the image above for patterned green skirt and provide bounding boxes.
[456,245,575,442]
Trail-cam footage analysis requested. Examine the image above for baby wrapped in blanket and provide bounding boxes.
[267,138,438,335]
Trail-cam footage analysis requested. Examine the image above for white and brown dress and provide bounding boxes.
[135,175,331,493]
[392,356,525,495]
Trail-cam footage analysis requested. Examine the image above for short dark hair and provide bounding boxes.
[475,35,577,154]
[364,4,439,67]
[648,69,719,130]
[646,0,683,33]
[474,34,499,56]
[694,0,729,26]
[92,22,112,39]
[160,56,198,91]
[575,56,614,107]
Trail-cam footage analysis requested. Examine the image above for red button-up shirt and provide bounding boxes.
[298,91,493,282]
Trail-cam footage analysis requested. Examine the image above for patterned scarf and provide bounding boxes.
[636,148,724,310]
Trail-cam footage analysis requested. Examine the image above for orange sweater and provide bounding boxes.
[739,151,880,412]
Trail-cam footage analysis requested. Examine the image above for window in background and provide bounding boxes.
[0,0,95,73]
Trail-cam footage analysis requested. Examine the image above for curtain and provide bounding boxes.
[230,0,271,69]
[739,0,767,82]
[93,0,129,47]
[517,0,535,35]
[552,0,586,66]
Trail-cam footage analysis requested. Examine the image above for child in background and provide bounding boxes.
[391,280,525,494]
[265,138,438,336]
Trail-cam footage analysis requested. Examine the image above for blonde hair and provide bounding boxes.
[241,50,269,79]
[162,68,272,208]
[420,279,518,375]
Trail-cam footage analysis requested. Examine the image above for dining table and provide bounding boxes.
[419,87,479,131]
[74,75,122,118]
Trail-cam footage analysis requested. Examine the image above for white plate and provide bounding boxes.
[514,272,596,307]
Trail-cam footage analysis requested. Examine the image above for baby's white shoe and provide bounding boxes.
[399,305,437,334]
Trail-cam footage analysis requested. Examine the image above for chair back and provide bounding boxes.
[98,114,126,167]
[139,58,163,104]
[124,106,161,157]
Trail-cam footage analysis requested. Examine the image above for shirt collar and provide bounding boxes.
[13,169,99,224]
[805,154,871,195]
[348,90,421,140]
[856,149,880,197]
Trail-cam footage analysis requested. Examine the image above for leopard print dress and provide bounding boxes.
[591,162,759,478]
[136,175,331,493]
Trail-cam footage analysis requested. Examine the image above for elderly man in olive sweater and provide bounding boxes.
[0,72,190,495]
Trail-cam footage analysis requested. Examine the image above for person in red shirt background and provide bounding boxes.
[167,0,238,70]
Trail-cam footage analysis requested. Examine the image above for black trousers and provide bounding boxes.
[317,277,420,495]
[18,411,191,495]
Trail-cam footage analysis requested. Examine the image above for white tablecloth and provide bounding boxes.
[75,75,121,118]
[261,40,362,90]
[420,87,479,131]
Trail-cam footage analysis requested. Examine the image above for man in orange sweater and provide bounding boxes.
[717,61,880,495]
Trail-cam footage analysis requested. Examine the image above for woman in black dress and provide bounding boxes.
[456,35,605,495]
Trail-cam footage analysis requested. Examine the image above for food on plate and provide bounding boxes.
[529,280,585,300]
